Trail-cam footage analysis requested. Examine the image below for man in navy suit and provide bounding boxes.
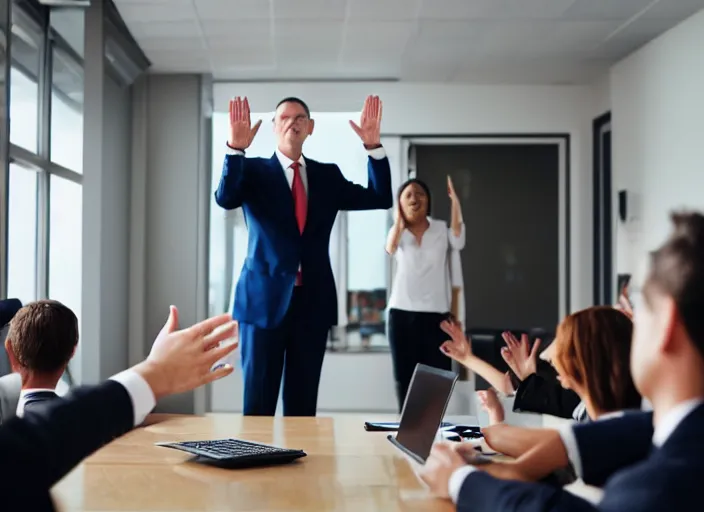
[417,211,704,511]
[215,95,392,416]
[0,306,239,511]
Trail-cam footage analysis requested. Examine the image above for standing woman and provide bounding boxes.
[386,176,465,410]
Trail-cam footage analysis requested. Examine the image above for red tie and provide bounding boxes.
[291,162,307,284]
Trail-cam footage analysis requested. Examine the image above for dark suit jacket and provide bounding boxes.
[1,380,134,511]
[457,405,704,511]
[513,373,583,420]
[0,298,22,327]
[214,153,392,329]
[0,299,22,377]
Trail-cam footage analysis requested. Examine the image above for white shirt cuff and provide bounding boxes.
[558,424,583,478]
[367,146,386,160]
[109,369,157,427]
[225,144,245,156]
[449,465,478,503]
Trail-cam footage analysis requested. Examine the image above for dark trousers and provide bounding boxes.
[387,308,452,411]
[239,287,330,416]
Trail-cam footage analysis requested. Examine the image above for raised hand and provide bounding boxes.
[349,95,382,147]
[447,175,459,203]
[134,306,238,400]
[393,202,406,230]
[615,284,634,319]
[439,318,472,363]
[477,388,505,424]
[228,96,262,150]
[501,332,540,381]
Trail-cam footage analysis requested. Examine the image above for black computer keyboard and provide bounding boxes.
[156,438,307,466]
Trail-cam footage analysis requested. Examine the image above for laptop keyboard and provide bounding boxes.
[157,438,302,460]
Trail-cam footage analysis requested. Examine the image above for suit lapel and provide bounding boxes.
[267,154,298,233]
[303,156,317,235]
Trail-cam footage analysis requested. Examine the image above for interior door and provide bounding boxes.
[593,114,613,305]
[414,142,562,332]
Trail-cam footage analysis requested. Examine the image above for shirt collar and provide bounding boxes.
[16,388,57,418]
[19,387,56,399]
[597,410,625,421]
[276,148,305,170]
[653,398,704,448]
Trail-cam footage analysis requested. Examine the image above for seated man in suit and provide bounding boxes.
[0,305,238,511]
[0,298,22,424]
[418,210,704,512]
[4,300,78,417]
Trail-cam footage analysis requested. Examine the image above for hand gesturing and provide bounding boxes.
[615,284,634,319]
[501,332,540,381]
[477,388,505,424]
[439,318,472,363]
[393,203,406,230]
[228,96,262,150]
[349,95,382,147]
[447,175,459,203]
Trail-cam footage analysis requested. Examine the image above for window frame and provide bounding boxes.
[1,2,83,301]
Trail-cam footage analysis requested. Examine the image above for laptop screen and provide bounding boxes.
[395,364,458,462]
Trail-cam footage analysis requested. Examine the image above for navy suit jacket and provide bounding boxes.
[457,405,704,511]
[214,152,392,329]
[1,380,135,511]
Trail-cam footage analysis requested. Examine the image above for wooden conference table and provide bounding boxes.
[52,413,455,511]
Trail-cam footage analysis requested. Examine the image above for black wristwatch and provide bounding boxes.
[226,142,245,153]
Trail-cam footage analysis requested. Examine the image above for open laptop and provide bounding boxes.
[387,363,459,464]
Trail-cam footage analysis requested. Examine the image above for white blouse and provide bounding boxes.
[388,218,466,314]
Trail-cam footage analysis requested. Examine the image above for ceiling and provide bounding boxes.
[114,0,704,84]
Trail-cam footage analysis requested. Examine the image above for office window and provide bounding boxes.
[50,8,85,58]
[50,46,84,173]
[48,175,82,328]
[9,68,38,153]
[50,5,85,174]
[7,164,38,304]
[9,11,41,153]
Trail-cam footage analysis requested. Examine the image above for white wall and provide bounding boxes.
[590,74,611,120]
[611,8,704,279]
[80,1,131,383]
[129,74,210,414]
[210,82,594,416]
[214,83,594,311]
[99,77,132,378]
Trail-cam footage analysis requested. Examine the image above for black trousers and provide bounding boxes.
[387,308,452,411]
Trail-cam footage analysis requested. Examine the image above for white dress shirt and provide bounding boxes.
[652,398,703,447]
[14,370,156,427]
[110,369,157,427]
[388,218,466,314]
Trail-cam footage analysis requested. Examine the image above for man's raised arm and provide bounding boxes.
[338,95,393,211]
[214,97,262,210]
